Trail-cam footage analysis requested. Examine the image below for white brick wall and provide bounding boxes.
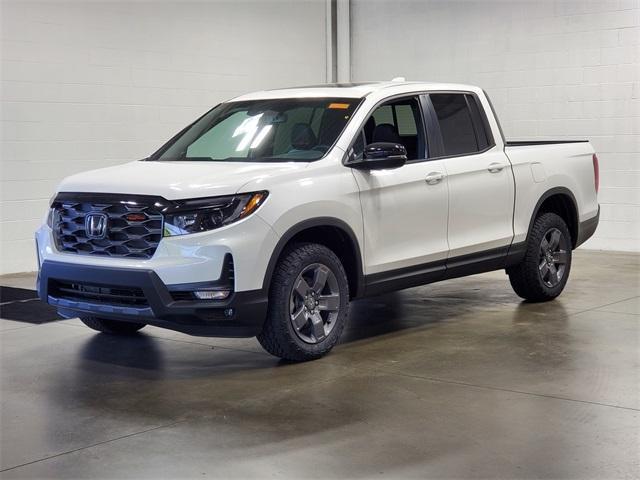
[0,0,329,274]
[352,0,640,252]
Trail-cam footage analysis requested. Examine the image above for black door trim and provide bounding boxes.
[364,260,446,296]
[362,243,522,297]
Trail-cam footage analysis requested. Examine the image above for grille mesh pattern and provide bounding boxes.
[53,200,163,259]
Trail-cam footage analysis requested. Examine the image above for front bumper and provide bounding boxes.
[38,260,268,337]
[35,211,279,292]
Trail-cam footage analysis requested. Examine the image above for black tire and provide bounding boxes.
[257,242,350,362]
[80,316,146,335]
[507,212,572,302]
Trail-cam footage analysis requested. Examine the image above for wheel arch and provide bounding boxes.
[527,187,579,249]
[262,218,365,299]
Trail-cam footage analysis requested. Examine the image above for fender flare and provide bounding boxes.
[525,187,579,247]
[261,217,365,297]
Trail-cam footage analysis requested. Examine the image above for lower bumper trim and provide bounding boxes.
[38,260,268,338]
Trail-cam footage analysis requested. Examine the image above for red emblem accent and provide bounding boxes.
[125,213,147,222]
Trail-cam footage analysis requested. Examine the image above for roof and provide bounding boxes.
[230,81,481,102]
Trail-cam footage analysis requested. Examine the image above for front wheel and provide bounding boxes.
[507,212,572,302]
[257,243,350,362]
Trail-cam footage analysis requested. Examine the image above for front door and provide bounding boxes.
[349,95,450,278]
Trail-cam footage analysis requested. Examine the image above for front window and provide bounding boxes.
[152,98,362,163]
[351,96,426,161]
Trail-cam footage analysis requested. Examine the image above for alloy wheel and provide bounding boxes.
[289,263,340,344]
[538,228,569,288]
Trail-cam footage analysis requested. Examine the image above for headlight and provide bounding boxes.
[163,191,268,236]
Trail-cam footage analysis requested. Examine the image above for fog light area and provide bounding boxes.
[194,290,230,300]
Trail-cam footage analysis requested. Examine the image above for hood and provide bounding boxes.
[56,160,307,200]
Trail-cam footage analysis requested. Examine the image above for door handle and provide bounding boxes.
[425,172,445,185]
[487,163,506,173]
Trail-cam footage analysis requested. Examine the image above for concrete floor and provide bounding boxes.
[0,250,638,479]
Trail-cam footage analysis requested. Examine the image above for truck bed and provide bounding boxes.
[504,138,599,248]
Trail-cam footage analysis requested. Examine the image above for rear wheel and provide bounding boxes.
[257,243,350,361]
[80,316,146,335]
[507,212,572,302]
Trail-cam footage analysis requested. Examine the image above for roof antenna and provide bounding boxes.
[391,76,406,82]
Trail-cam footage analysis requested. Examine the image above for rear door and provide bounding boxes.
[425,93,514,260]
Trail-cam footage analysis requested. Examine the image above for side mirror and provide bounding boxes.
[349,142,407,170]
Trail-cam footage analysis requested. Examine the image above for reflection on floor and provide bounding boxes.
[0,250,638,479]
[0,287,58,323]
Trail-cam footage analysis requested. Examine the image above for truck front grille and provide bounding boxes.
[52,195,164,259]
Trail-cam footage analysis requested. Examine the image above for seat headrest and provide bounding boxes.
[372,123,401,144]
[291,123,317,150]
[364,117,376,142]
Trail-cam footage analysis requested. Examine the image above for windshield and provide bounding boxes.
[152,98,362,163]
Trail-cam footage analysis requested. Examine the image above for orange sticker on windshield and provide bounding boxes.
[328,103,350,109]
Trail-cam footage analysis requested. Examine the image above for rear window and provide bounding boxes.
[430,93,491,156]
[466,95,490,151]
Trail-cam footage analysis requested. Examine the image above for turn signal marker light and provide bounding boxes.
[239,192,267,219]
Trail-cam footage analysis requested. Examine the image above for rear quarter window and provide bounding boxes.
[430,93,478,156]
[429,93,492,157]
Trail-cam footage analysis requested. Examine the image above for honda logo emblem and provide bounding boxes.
[85,213,108,239]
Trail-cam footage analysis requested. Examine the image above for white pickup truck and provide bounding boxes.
[36,81,600,361]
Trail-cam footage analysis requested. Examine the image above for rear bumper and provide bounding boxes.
[37,260,268,337]
[576,205,600,247]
